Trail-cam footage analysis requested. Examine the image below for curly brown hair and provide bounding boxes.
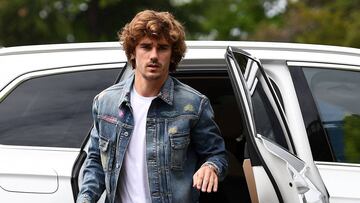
[118,10,186,72]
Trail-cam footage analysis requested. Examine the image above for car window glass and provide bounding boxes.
[252,82,289,150]
[231,51,290,151]
[232,51,289,151]
[303,67,360,164]
[0,68,120,148]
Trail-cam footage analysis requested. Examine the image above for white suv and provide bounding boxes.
[0,41,359,203]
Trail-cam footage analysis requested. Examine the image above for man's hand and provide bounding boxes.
[192,164,218,193]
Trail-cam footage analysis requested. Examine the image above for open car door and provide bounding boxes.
[225,46,329,203]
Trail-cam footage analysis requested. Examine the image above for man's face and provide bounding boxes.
[133,36,172,83]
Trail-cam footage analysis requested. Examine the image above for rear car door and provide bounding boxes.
[289,62,360,202]
[225,46,329,203]
[0,63,125,203]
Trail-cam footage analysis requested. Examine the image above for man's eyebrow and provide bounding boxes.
[158,43,170,47]
[138,41,170,47]
[139,42,152,46]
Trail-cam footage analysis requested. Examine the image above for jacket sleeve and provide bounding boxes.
[191,97,228,181]
[77,96,106,203]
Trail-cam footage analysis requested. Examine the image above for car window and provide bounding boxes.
[252,81,289,151]
[0,68,120,148]
[229,51,290,151]
[302,67,360,164]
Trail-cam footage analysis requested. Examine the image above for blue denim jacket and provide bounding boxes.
[77,74,228,203]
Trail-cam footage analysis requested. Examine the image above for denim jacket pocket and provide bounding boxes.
[99,136,114,171]
[170,134,190,170]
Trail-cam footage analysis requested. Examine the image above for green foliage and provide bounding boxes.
[0,0,86,45]
[176,0,266,40]
[344,114,360,163]
[0,0,177,46]
[251,0,360,48]
[0,0,359,48]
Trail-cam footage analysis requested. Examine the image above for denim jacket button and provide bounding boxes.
[123,131,129,137]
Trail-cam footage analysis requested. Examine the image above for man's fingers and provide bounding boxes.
[206,173,215,192]
[201,169,211,192]
[213,173,218,192]
[196,174,203,190]
[193,170,204,190]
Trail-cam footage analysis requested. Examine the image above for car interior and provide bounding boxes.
[175,69,251,203]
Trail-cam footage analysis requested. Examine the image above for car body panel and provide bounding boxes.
[317,163,360,202]
[0,44,126,91]
[0,146,78,202]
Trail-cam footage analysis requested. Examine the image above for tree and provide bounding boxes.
[251,0,360,48]
[1,0,359,48]
[344,114,360,163]
[0,0,78,46]
[0,0,178,46]
[174,0,268,40]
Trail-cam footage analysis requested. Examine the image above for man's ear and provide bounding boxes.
[130,55,136,69]
[130,53,135,60]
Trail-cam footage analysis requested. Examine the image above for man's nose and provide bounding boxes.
[150,47,158,60]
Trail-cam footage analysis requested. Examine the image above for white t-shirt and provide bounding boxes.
[117,87,155,203]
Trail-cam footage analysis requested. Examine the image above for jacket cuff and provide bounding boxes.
[76,194,92,203]
[201,161,220,176]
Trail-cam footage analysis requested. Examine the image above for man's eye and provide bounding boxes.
[141,45,151,50]
[159,46,169,51]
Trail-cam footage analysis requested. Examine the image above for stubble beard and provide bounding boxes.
[142,64,168,82]
[141,72,163,81]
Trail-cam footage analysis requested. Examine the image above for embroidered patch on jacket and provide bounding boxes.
[119,110,125,118]
[99,115,118,124]
[184,104,194,112]
[168,127,177,135]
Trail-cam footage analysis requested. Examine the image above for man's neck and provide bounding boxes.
[134,75,167,97]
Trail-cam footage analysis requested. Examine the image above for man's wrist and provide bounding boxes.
[201,162,219,176]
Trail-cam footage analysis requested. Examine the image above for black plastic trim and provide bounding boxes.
[71,150,87,201]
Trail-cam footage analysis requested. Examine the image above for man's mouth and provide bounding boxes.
[148,63,160,68]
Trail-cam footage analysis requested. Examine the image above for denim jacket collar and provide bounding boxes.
[157,76,174,105]
[118,74,174,108]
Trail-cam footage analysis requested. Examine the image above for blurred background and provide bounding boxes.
[0,0,359,48]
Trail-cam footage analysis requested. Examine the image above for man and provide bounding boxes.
[77,10,228,203]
